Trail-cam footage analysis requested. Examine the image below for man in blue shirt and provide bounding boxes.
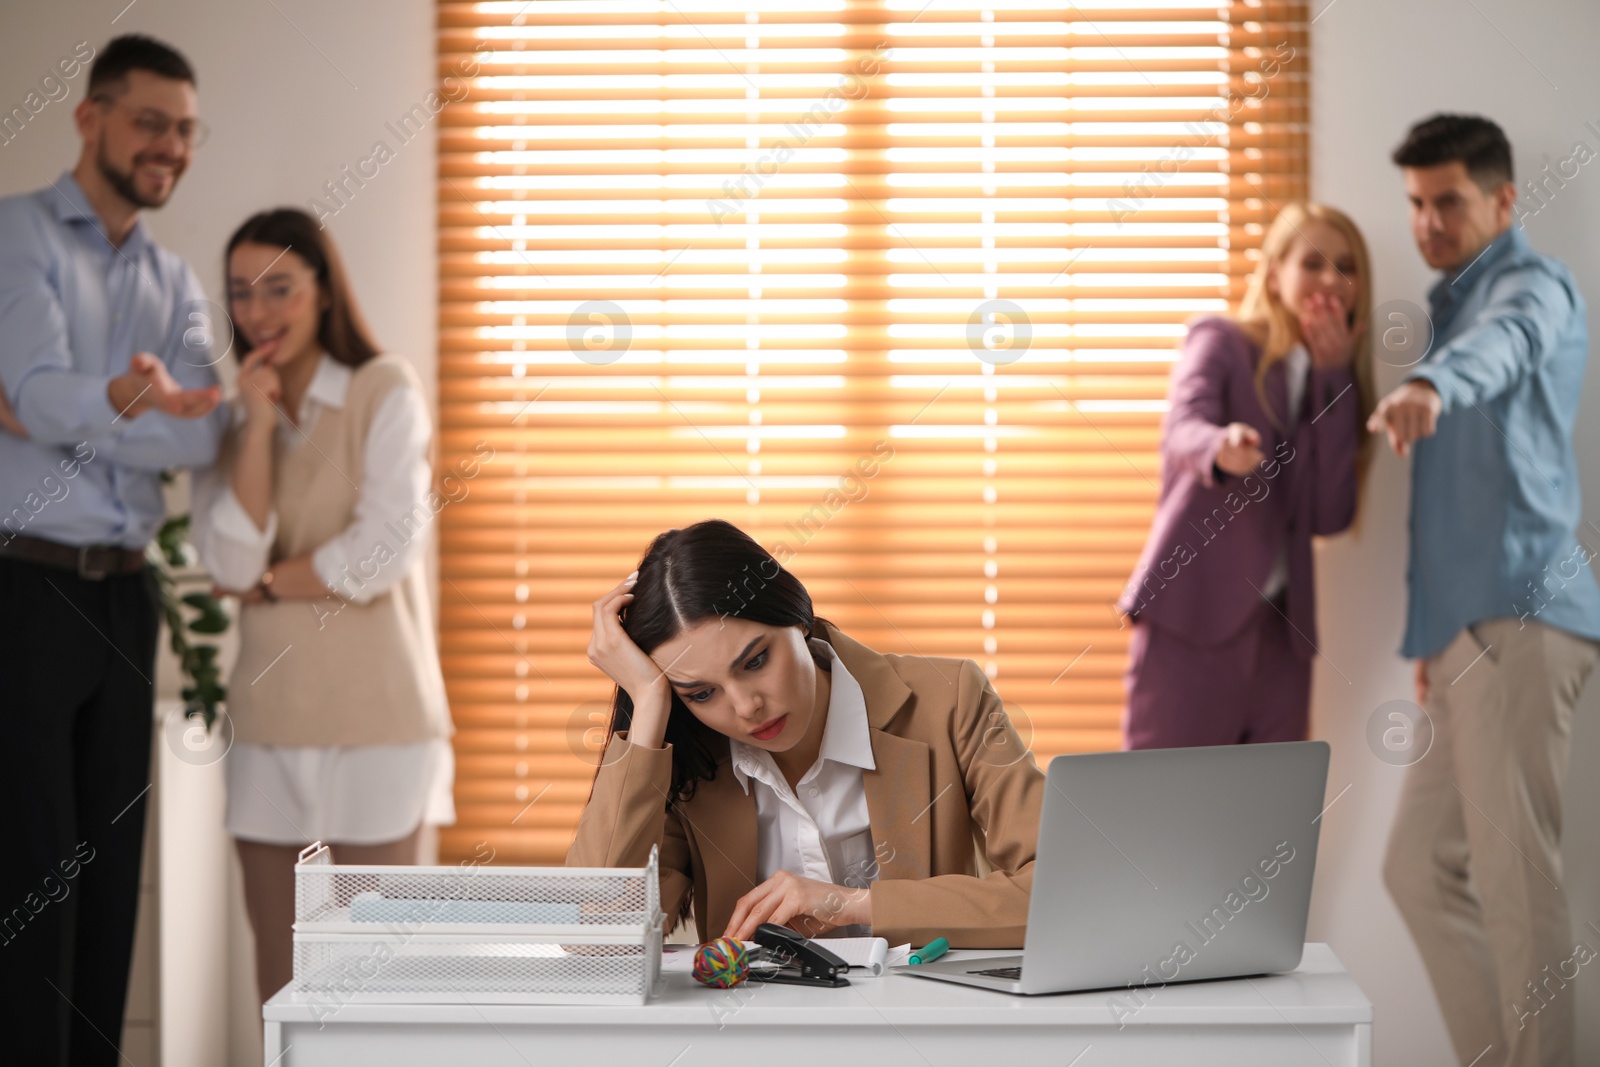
[0,35,225,1066]
[1374,114,1600,1067]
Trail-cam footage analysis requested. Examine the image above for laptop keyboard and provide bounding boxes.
[969,965,1022,979]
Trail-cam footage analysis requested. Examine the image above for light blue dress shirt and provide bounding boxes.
[1401,224,1600,659]
[0,172,226,549]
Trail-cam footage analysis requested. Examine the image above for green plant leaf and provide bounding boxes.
[150,509,230,735]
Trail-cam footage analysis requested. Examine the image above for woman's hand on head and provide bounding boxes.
[1300,292,1361,370]
[723,870,871,942]
[588,573,673,743]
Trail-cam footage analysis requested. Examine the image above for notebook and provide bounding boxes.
[813,936,912,976]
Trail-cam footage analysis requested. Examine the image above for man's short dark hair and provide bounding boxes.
[1391,113,1513,191]
[88,34,197,100]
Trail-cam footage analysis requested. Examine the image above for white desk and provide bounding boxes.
[264,942,1371,1066]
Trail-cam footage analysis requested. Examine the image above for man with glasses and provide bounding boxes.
[1375,114,1600,1067]
[0,34,225,1066]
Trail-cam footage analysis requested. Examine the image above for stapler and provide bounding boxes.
[746,922,851,987]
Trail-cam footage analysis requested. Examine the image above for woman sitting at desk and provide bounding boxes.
[567,519,1046,948]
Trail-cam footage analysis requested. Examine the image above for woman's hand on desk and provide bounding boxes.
[588,573,673,746]
[723,870,872,942]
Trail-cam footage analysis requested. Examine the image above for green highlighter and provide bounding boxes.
[909,937,949,965]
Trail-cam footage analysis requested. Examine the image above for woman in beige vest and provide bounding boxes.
[191,209,454,1004]
[569,519,1046,948]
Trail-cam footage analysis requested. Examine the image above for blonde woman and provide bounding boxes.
[190,209,454,1003]
[1117,203,1374,748]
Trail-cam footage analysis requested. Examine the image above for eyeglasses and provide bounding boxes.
[228,276,314,314]
[94,96,210,149]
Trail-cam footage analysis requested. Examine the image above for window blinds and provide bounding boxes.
[436,0,1309,863]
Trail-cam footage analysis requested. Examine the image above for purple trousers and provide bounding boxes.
[1123,597,1311,749]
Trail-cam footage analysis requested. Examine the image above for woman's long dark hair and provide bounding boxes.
[596,519,833,805]
[225,208,382,368]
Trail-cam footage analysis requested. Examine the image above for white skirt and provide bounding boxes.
[225,738,456,846]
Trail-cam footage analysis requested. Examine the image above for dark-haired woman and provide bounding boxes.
[190,210,454,1004]
[566,519,1046,948]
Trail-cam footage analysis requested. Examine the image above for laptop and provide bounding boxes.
[894,741,1329,995]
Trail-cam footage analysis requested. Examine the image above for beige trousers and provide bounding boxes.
[1384,617,1599,1067]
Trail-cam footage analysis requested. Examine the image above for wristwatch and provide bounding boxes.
[258,568,278,602]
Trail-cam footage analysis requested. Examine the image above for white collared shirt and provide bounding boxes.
[1261,343,1311,600]
[190,352,432,603]
[1284,341,1311,432]
[729,637,879,890]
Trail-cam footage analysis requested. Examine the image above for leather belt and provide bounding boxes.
[0,534,147,579]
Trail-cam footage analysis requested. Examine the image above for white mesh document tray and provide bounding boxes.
[290,841,666,1005]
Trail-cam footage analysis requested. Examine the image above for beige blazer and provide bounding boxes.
[565,620,1047,948]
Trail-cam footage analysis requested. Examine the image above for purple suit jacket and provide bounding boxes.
[1117,317,1362,659]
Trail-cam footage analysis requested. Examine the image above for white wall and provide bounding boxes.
[1306,1,1600,1064]
[0,2,438,1063]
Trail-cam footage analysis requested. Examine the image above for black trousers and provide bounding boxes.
[0,558,159,1067]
